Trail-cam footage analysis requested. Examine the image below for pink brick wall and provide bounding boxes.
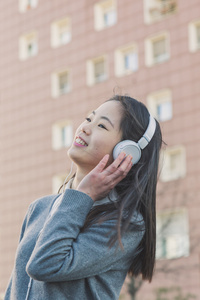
[0,0,200,298]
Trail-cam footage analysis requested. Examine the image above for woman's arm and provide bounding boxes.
[26,153,140,282]
[26,189,143,282]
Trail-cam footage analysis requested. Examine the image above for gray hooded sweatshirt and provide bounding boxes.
[4,188,144,300]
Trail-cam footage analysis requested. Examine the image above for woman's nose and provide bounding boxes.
[81,124,91,135]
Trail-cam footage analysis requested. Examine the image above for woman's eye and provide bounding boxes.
[85,118,107,130]
[85,117,91,122]
[98,124,107,130]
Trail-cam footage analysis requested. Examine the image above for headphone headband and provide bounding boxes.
[138,114,156,149]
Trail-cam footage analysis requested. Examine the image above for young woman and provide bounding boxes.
[5,95,162,300]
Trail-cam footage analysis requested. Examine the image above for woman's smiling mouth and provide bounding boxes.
[74,136,88,147]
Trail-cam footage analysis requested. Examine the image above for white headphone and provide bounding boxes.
[113,114,156,165]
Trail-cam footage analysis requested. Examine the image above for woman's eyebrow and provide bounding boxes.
[92,111,114,128]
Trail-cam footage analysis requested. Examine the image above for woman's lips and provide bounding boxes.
[74,136,88,147]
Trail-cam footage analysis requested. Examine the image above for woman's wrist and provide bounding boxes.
[76,187,96,202]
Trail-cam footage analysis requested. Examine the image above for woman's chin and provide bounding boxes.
[67,147,78,162]
[68,147,87,164]
[68,148,98,171]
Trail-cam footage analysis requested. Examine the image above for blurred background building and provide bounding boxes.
[0,0,200,299]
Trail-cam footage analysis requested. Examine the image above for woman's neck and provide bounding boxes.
[71,168,88,190]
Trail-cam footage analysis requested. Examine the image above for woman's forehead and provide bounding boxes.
[95,100,122,115]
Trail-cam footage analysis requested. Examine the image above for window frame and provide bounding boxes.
[156,208,190,260]
[51,17,72,48]
[94,0,117,31]
[188,19,200,53]
[19,31,38,61]
[52,120,73,150]
[144,0,177,24]
[115,43,139,77]
[86,55,108,86]
[145,32,170,67]
[160,145,186,182]
[51,69,71,98]
[147,89,173,122]
[52,174,67,194]
[19,0,38,13]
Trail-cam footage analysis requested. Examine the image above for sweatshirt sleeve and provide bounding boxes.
[19,203,34,242]
[26,189,143,282]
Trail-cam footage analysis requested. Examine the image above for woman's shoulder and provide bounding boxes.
[28,193,60,215]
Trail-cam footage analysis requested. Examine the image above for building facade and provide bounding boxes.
[0,0,200,299]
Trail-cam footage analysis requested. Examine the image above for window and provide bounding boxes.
[51,17,71,48]
[160,145,186,182]
[188,20,200,52]
[156,208,189,259]
[52,121,73,150]
[86,55,108,86]
[94,60,106,82]
[19,32,38,60]
[144,0,177,24]
[197,25,200,46]
[145,32,170,66]
[51,70,71,97]
[147,89,172,122]
[19,0,38,12]
[153,38,167,62]
[52,174,66,194]
[94,0,117,31]
[59,72,69,94]
[115,44,138,77]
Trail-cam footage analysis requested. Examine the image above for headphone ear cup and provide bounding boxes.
[113,140,141,165]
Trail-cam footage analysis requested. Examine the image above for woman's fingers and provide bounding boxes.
[104,152,133,177]
[92,154,110,173]
[99,153,133,190]
[112,152,127,168]
[77,152,133,201]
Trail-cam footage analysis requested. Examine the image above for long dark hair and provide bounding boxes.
[82,95,163,282]
[62,95,162,282]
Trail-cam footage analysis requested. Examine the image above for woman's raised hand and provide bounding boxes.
[77,152,133,201]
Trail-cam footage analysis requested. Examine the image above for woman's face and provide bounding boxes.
[68,100,123,172]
